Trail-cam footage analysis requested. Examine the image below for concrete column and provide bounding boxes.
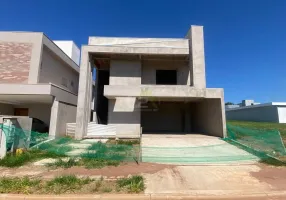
[50,98,77,138]
[186,26,206,88]
[75,48,91,139]
[49,98,59,138]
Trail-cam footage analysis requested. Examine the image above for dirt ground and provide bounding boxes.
[0,161,286,196]
[0,161,173,180]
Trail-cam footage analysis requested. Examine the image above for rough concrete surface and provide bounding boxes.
[143,165,272,195]
[141,134,259,165]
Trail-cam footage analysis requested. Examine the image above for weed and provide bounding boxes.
[79,158,120,169]
[116,175,144,193]
[45,175,91,194]
[0,149,66,168]
[46,158,78,169]
[117,140,140,145]
[0,177,40,194]
[101,187,112,193]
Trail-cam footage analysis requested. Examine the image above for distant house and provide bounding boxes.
[226,101,286,123]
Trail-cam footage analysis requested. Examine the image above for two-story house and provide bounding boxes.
[0,32,79,137]
[75,26,226,139]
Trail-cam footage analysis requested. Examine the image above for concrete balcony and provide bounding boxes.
[104,85,223,100]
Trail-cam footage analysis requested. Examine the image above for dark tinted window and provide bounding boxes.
[156,70,177,85]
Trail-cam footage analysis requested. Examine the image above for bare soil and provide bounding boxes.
[250,163,286,190]
[43,162,174,179]
[0,162,173,180]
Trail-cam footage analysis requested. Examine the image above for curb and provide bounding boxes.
[0,191,286,200]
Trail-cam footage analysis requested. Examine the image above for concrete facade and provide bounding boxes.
[0,31,79,137]
[75,26,226,139]
[226,102,286,123]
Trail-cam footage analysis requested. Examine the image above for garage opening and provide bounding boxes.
[141,99,224,137]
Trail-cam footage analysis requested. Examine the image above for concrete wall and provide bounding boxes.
[109,60,141,85]
[89,37,189,48]
[141,60,190,85]
[39,46,79,94]
[0,104,13,115]
[192,99,224,137]
[141,102,183,132]
[108,98,141,138]
[14,104,52,125]
[49,100,77,137]
[278,107,286,123]
[0,42,32,83]
[187,26,206,88]
[54,41,80,65]
[0,103,51,125]
[226,106,279,123]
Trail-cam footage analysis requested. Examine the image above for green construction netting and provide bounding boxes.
[226,124,286,159]
[0,124,140,162]
[0,123,285,164]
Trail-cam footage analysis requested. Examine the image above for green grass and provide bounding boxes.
[45,175,92,194]
[46,157,120,169]
[228,120,286,141]
[116,175,144,193]
[0,175,145,194]
[0,177,40,194]
[0,149,65,168]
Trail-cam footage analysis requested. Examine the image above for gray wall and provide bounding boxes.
[39,46,79,94]
[141,60,190,85]
[141,102,183,132]
[192,99,224,137]
[108,60,141,138]
[108,99,141,138]
[109,60,141,85]
[49,100,77,137]
[14,104,51,125]
[226,106,279,123]
[0,104,13,115]
[0,103,51,125]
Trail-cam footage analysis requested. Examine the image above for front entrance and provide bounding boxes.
[14,108,29,116]
[141,101,190,134]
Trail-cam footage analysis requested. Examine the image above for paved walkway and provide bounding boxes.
[141,134,259,165]
[1,192,286,199]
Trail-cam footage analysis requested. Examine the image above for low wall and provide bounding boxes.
[226,106,279,123]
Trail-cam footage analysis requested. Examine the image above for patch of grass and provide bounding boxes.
[107,139,140,145]
[46,157,120,169]
[0,149,65,168]
[0,177,40,194]
[228,120,286,142]
[46,158,78,169]
[79,158,120,169]
[101,187,112,193]
[45,175,92,194]
[260,157,286,166]
[116,175,144,193]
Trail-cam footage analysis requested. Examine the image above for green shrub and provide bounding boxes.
[116,175,144,193]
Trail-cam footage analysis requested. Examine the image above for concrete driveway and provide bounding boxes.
[141,134,259,165]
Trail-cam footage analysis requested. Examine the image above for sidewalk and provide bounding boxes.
[1,191,286,200]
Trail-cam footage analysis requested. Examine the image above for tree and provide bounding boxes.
[225,102,234,105]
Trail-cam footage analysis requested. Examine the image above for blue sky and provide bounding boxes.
[1,0,286,103]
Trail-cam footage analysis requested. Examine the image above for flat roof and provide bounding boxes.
[226,102,286,111]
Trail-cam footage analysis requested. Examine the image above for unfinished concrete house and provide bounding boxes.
[75,26,226,139]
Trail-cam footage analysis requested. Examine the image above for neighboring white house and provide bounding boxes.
[226,102,286,123]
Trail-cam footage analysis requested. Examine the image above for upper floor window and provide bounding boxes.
[156,70,177,85]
